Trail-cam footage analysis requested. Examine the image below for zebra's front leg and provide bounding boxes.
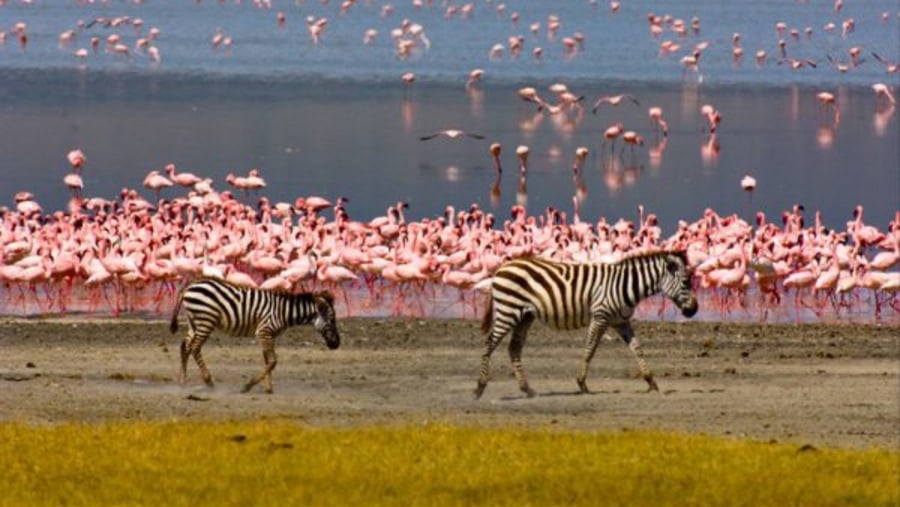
[508,311,536,398]
[576,318,607,394]
[615,322,658,392]
[243,333,277,394]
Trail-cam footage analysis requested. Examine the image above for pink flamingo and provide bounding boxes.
[871,52,899,73]
[872,83,896,107]
[740,175,756,203]
[489,142,502,206]
[648,106,668,137]
[143,170,173,200]
[164,163,202,187]
[63,173,84,198]
[591,94,639,114]
[419,129,485,141]
[816,91,840,125]
[67,149,86,171]
[466,68,484,89]
[621,131,644,155]
[225,173,253,194]
[602,122,624,152]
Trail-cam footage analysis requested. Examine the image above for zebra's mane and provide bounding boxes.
[196,277,319,300]
[616,247,687,264]
[523,248,687,267]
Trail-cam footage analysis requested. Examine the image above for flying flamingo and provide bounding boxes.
[419,129,485,141]
[591,94,639,114]
[871,52,899,73]
[778,57,817,70]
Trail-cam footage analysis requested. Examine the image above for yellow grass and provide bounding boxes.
[0,422,896,507]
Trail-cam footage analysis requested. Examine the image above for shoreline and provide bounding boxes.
[3,317,897,449]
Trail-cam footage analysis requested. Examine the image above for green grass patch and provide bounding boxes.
[0,421,896,507]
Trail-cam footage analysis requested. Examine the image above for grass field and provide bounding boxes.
[0,421,896,507]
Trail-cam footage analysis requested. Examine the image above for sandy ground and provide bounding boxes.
[1,318,897,450]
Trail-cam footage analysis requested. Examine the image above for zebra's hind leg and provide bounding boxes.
[615,322,658,392]
[474,318,515,400]
[508,311,537,398]
[187,331,214,388]
[577,318,608,394]
[243,333,277,394]
[179,335,191,385]
[179,326,207,386]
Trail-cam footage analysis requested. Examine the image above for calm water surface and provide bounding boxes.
[0,0,897,233]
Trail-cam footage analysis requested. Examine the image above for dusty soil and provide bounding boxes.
[1,318,897,450]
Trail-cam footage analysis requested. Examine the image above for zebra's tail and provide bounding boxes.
[480,295,494,334]
[169,289,184,334]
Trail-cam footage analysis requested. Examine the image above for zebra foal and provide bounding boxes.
[475,250,698,399]
[170,278,341,394]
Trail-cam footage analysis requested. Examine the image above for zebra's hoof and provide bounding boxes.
[240,384,254,394]
[524,388,537,398]
[473,385,486,400]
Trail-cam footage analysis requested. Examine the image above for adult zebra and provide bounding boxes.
[170,278,341,394]
[475,249,698,399]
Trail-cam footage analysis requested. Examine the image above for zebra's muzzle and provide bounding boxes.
[679,296,699,318]
[315,318,341,350]
[325,331,341,350]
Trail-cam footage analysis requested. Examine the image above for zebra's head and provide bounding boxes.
[660,251,699,318]
[313,291,341,350]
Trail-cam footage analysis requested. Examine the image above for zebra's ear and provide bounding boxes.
[666,260,680,274]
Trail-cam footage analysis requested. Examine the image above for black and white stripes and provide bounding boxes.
[170,278,340,393]
[475,250,698,399]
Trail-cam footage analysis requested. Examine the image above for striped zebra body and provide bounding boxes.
[170,278,340,393]
[475,250,698,399]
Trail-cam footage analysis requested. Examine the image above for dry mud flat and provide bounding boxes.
[1,318,897,449]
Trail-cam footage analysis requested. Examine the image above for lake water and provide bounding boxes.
[0,1,896,226]
[0,1,897,233]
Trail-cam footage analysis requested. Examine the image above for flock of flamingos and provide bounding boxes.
[0,1,898,323]
[1,146,898,324]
